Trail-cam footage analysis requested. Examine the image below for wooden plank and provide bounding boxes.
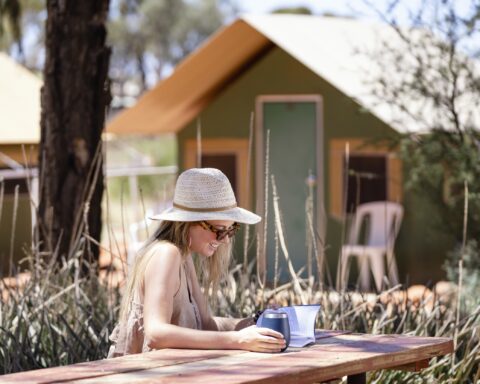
[0,349,245,384]
[0,334,453,384]
[389,358,430,372]
[68,351,275,384]
[64,334,453,384]
[315,329,351,340]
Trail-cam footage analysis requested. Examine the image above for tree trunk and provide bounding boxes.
[38,0,111,265]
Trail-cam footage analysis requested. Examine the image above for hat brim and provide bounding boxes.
[150,206,261,224]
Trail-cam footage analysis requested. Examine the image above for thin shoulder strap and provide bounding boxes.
[182,263,193,303]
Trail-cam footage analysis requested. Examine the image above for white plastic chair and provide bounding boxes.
[340,201,403,291]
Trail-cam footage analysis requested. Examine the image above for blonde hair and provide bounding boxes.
[118,220,233,324]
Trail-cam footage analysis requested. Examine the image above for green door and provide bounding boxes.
[258,97,323,283]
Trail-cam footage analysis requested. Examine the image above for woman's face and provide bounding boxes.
[188,220,235,257]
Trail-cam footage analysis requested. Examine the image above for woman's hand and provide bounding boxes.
[234,325,285,353]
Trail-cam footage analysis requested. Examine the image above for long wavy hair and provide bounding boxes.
[118,220,233,324]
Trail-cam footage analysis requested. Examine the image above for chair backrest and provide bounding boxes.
[347,201,403,249]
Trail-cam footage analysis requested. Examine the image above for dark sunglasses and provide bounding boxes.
[198,221,240,241]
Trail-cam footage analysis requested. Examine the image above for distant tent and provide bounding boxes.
[0,52,41,146]
[0,53,41,272]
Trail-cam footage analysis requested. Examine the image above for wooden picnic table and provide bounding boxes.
[1,332,453,384]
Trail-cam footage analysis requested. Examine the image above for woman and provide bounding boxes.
[108,168,285,356]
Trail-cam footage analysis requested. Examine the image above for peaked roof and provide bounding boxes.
[107,14,479,135]
[0,52,42,144]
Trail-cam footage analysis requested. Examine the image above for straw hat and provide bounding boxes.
[151,168,261,224]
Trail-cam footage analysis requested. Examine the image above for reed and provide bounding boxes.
[243,111,254,273]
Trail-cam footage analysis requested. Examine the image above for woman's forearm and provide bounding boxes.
[144,319,286,353]
[145,322,238,350]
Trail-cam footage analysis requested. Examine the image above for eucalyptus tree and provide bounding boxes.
[37,1,111,266]
[362,0,480,241]
[0,0,45,69]
[0,0,21,50]
[360,0,480,306]
[108,0,231,105]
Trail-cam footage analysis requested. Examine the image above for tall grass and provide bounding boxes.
[1,206,479,382]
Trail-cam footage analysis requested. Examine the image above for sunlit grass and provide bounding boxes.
[0,231,478,382]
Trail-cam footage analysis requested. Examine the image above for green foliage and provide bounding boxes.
[444,240,480,310]
[0,0,22,46]
[387,128,480,297]
[271,7,312,15]
[398,129,480,241]
[0,0,45,63]
[364,1,480,290]
[2,0,232,87]
[108,0,232,96]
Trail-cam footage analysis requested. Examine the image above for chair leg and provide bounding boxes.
[386,251,399,285]
[369,251,385,292]
[357,256,370,291]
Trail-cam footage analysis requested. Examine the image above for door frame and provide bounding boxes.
[254,94,325,277]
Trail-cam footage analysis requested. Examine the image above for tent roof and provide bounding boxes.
[107,18,272,135]
[0,52,41,144]
[107,14,479,135]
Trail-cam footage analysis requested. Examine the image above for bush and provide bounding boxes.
[444,240,480,310]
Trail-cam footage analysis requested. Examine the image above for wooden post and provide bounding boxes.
[347,373,366,384]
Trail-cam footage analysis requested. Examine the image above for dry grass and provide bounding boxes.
[0,225,478,382]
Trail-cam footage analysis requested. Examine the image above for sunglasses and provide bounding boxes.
[198,221,240,241]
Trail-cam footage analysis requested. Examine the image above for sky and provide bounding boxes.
[236,0,366,17]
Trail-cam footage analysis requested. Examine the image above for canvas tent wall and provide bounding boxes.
[0,53,41,272]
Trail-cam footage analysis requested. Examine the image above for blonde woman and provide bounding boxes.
[108,168,285,356]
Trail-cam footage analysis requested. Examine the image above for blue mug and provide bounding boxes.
[259,310,290,352]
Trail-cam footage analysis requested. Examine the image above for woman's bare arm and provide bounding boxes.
[142,244,284,352]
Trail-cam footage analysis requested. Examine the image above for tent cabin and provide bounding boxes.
[108,14,460,285]
[0,52,41,272]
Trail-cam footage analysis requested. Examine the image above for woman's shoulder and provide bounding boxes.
[140,241,184,295]
[144,241,183,269]
[147,240,181,254]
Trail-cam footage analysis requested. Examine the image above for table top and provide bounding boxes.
[1,332,453,384]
